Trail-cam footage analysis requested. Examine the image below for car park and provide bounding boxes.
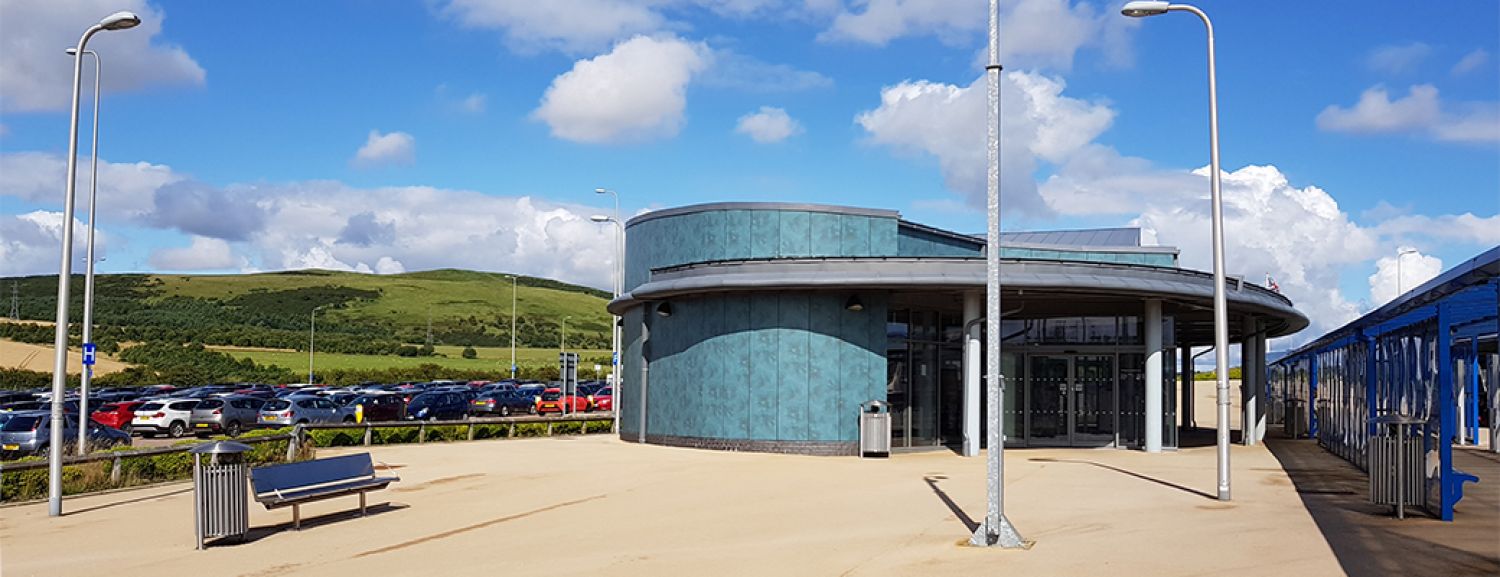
[349,394,405,422]
[92,401,145,432]
[537,388,589,414]
[404,391,469,421]
[190,396,266,437]
[133,399,201,438]
[258,396,347,427]
[589,387,613,412]
[1,411,130,459]
[469,390,535,417]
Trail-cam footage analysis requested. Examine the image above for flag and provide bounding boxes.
[1266,273,1281,293]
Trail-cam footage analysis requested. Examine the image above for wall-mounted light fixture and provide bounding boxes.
[656,302,673,317]
[845,296,864,312]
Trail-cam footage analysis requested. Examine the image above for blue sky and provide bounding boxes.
[1,0,1497,345]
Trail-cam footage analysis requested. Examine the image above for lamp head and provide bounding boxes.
[590,215,613,223]
[99,11,142,30]
[1121,1,1170,17]
[594,188,609,194]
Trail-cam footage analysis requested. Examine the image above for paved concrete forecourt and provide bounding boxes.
[3,433,1350,577]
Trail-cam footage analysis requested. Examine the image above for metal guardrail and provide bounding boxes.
[290,413,615,452]
[0,433,295,478]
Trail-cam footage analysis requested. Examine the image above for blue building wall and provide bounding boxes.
[624,208,900,291]
[618,292,887,445]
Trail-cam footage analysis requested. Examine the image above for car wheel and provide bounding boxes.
[226,421,242,437]
[168,421,186,438]
[343,416,355,423]
[120,422,132,435]
[500,406,511,417]
[36,445,50,458]
[528,405,537,415]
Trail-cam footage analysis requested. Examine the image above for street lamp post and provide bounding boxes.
[1122,0,1233,501]
[1396,248,1418,296]
[309,305,327,385]
[67,47,102,457]
[595,189,623,426]
[591,212,623,433]
[47,10,140,518]
[970,0,1025,548]
[561,315,571,416]
[508,274,517,379]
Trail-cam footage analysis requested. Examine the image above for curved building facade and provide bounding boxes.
[608,203,1307,455]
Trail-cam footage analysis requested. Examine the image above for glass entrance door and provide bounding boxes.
[1028,356,1070,446]
[1026,354,1117,447]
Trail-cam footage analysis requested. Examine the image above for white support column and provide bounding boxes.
[1145,299,1163,453]
[1254,331,1267,443]
[1240,317,1257,446]
[963,291,983,457]
[1182,346,1194,428]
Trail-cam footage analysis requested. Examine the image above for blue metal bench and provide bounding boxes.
[250,453,399,530]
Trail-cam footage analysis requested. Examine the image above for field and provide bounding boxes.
[212,345,614,377]
[0,338,130,376]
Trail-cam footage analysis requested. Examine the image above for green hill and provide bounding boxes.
[0,269,614,356]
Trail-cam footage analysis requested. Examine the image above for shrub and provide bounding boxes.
[461,346,477,359]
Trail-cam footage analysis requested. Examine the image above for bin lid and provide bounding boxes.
[860,400,889,413]
[189,440,253,455]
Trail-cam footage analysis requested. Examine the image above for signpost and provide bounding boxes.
[559,352,579,416]
[82,342,97,366]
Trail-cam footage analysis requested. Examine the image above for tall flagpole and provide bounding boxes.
[971,0,1026,548]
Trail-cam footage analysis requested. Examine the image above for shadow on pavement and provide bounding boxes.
[1026,457,1217,500]
[1265,436,1500,577]
[219,502,411,546]
[923,475,978,533]
[69,486,193,515]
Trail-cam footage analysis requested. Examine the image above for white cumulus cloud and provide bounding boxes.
[1452,48,1491,76]
[1368,248,1443,305]
[0,210,98,276]
[534,35,710,144]
[353,130,416,167]
[1366,42,1431,74]
[148,236,245,271]
[0,0,205,112]
[1316,84,1499,143]
[735,106,802,143]
[438,0,668,54]
[855,70,1114,216]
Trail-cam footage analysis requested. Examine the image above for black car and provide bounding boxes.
[349,394,405,422]
[469,390,536,417]
[404,391,469,421]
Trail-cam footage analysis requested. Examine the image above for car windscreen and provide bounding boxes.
[98,403,121,412]
[263,400,291,411]
[196,399,224,410]
[541,391,561,401]
[1,416,41,432]
[169,401,199,411]
[598,388,612,396]
[138,402,164,411]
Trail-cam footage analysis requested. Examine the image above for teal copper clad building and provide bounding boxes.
[606,203,1309,456]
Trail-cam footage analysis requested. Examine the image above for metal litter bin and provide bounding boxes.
[1284,399,1307,438]
[1368,415,1425,519]
[191,441,252,549]
[859,401,890,458]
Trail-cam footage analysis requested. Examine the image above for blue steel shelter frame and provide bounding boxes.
[1269,247,1498,521]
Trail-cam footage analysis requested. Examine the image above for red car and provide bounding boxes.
[536,388,589,414]
[588,387,613,412]
[92,401,144,432]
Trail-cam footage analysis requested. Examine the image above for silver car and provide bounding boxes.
[257,396,347,427]
[132,399,201,438]
[0,411,131,458]
[189,396,266,437]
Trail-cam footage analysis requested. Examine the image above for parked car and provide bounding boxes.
[404,391,469,421]
[589,387,613,412]
[469,390,536,417]
[1,401,50,413]
[349,394,405,422]
[190,396,266,437]
[537,388,589,414]
[92,401,145,432]
[132,399,201,438]
[1,411,130,458]
[258,396,347,427]
[517,384,547,406]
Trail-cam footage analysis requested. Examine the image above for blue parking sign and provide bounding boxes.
[82,342,97,366]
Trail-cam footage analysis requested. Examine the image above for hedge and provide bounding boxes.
[0,427,304,502]
[305,419,614,448]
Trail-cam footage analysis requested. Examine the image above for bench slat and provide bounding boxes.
[251,453,377,495]
[255,478,397,509]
